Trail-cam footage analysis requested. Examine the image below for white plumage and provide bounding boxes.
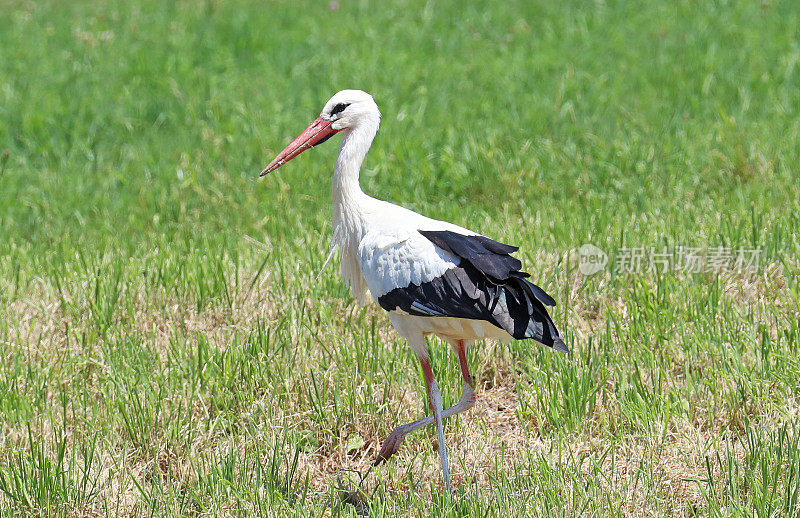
[359,224,462,298]
[260,89,566,495]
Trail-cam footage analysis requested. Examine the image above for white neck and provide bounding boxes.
[332,116,379,224]
[328,114,380,304]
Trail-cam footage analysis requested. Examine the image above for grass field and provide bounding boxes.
[1,0,800,515]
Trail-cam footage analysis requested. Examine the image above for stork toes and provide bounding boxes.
[373,426,410,465]
[373,417,432,465]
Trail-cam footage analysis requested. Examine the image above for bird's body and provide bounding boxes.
[261,90,566,494]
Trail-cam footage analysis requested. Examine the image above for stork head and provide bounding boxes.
[322,89,380,132]
[260,89,380,176]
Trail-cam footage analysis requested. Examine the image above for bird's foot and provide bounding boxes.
[373,424,410,465]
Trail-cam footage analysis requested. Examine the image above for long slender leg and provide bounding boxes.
[420,355,451,494]
[374,341,476,473]
[455,339,475,390]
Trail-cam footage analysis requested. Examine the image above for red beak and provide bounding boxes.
[260,116,341,176]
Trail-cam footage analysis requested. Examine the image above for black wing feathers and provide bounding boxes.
[378,230,568,353]
[419,230,522,280]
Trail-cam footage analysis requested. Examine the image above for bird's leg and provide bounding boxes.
[455,339,475,390]
[420,355,451,494]
[374,341,477,486]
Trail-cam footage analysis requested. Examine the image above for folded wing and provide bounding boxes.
[359,229,568,352]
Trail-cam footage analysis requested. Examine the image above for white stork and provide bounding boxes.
[260,90,567,494]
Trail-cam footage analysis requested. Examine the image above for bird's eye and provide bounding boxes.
[330,102,349,115]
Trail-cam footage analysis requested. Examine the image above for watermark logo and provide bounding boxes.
[576,244,762,276]
[577,244,608,276]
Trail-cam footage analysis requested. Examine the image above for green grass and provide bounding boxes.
[1,0,799,515]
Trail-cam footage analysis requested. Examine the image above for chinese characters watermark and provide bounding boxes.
[578,245,762,276]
